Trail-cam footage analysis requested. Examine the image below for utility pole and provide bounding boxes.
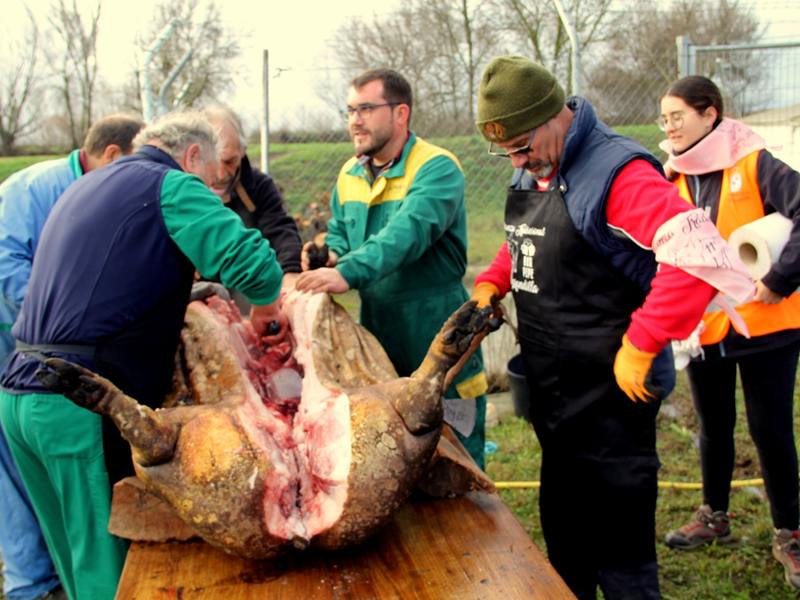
[261,50,270,174]
[552,0,581,95]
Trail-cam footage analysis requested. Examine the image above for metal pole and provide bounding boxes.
[552,0,581,95]
[676,35,690,79]
[693,40,800,52]
[261,49,269,174]
[140,19,179,122]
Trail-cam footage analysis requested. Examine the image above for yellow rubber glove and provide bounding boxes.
[471,282,500,309]
[613,334,658,403]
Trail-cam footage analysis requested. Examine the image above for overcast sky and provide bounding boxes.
[6,0,800,133]
[8,0,399,130]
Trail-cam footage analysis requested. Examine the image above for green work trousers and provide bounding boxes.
[0,390,128,600]
[360,284,488,468]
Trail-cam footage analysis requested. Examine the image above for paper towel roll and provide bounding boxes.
[728,212,793,280]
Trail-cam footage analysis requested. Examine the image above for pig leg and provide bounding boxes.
[36,358,179,466]
[387,301,497,434]
[412,300,498,388]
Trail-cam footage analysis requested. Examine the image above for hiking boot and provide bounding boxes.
[665,505,733,549]
[773,529,800,589]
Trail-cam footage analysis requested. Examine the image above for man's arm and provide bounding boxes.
[474,242,513,298]
[0,164,73,307]
[605,159,717,353]
[159,171,283,306]
[335,155,464,289]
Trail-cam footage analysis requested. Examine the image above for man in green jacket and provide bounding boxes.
[296,68,488,467]
[0,111,286,599]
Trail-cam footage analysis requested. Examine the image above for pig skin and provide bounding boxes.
[36,291,493,559]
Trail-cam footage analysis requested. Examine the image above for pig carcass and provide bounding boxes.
[36,290,495,559]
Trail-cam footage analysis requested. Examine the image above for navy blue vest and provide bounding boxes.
[510,98,674,409]
[513,97,665,291]
[1,146,195,408]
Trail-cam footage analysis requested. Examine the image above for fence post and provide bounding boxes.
[261,49,270,175]
[676,35,693,78]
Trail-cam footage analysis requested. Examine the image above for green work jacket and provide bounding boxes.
[326,133,486,398]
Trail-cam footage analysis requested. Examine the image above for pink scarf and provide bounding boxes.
[660,118,766,175]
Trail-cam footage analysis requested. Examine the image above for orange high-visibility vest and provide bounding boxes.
[675,151,800,345]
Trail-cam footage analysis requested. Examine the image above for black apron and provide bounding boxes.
[505,184,646,434]
[506,183,661,596]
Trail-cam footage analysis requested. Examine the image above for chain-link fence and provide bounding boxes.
[255,1,800,270]
[687,40,800,168]
[257,66,512,266]
[252,1,798,386]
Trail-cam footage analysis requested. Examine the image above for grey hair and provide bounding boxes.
[203,104,247,152]
[133,110,218,163]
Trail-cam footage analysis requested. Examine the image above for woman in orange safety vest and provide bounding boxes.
[659,75,800,591]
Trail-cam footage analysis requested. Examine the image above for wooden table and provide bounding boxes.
[116,491,574,599]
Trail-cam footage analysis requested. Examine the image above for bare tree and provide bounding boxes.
[427,0,496,127]
[136,0,240,112]
[326,0,499,134]
[491,0,615,94]
[328,4,439,131]
[586,0,763,125]
[0,7,41,155]
[48,0,101,148]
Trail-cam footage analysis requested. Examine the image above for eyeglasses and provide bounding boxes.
[342,102,399,120]
[487,128,537,159]
[656,112,685,132]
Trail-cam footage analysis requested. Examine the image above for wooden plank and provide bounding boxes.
[116,492,574,599]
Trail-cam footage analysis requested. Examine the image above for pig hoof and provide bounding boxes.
[307,243,330,270]
[291,535,310,550]
[440,301,491,353]
[35,358,107,409]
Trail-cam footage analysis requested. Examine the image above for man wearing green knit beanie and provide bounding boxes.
[476,55,565,144]
[470,55,728,599]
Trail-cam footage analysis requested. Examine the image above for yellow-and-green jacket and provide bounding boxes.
[326,132,486,398]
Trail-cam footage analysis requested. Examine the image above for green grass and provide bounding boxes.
[615,124,666,160]
[251,125,663,266]
[0,155,64,184]
[485,370,800,599]
[248,136,509,265]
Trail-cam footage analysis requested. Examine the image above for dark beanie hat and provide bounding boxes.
[476,56,565,143]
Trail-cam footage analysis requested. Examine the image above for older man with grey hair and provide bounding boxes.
[0,110,287,600]
[203,105,301,298]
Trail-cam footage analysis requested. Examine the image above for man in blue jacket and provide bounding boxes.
[0,110,288,600]
[0,114,142,600]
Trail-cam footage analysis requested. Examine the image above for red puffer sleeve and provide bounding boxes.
[474,242,512,298]
[606,160,717,352]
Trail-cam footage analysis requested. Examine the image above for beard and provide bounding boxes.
[351,125,392,158]
[211,167,240,198]
[524,160,554,180]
